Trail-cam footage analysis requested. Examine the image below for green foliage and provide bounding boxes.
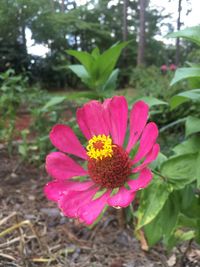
[0,69,28,150]
[170,89,200,110]
[185,116,200,137]
[170,67,200,86]
[137,25,200,250]
[129,66,180,101]
[137,96,168,108]
[173,136,200,155]
[137,178,172,229]
[160,153,198,189]
[67,42,128,99]
[167,26,200,46]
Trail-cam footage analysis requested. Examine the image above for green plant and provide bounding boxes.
[135,26,200,250]
[0,69,28,152]
[129,65,180,101]
[67,42,128,100]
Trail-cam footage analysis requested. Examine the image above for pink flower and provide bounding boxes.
[169,64,177,71]
[160,65,168,71]
[44,96,159,225]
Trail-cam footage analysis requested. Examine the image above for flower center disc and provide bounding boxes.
[87,142,132,189]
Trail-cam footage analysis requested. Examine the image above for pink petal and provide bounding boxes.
[50,124,87,160]
[126,101,149,152]
[44,180,94,202]
[132,144,160,172]
[78,190,110,225]
[107,96,128,146]
[107,187,136,208]
[127,168,153,191]
[102,98,112,130]
[46,152,87,180]
[76,100,109,139]
[59,187,98,218]
[132,122,158,164]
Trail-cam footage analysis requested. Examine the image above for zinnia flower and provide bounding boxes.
[44,96,159,225]
[169,64,177,71]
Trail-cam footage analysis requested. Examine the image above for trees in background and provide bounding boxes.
[137,0,147,66]
[0,0,192,88]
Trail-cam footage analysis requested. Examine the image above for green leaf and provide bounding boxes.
[170,89,200,109]
[137,96,168,107]
[150,152,168,170]
[102,68,119,92]
[185,116,200,137]
[196,152,200,188]
[175,230,196,242]
[170,95,189,110]
[144,193,179,246]
[170,68,200,86]
[18,144,27,157]
[94,42,129,84]
[41,96,66,111]
[137,179,172,229]
[173,136,200,155]
[91,47,100,59]
[178,213,198,228]
[68,64,89,80]
[167,26,200,46]
[160,153,198,189]
[67,50,94,74]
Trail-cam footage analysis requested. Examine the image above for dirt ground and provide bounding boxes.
[0,148,200,267]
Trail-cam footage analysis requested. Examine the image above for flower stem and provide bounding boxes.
[152,170,167,181]
[117,209,126,229]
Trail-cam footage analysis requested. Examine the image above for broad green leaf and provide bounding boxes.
[179,186,200,218]
[167,26,200,46]
[185,116,200,137]
[173,136,200,155]
[67,50,93,74]
[170,95,188,110]
[186,62,200,68]
[144,217,163,246]
[160,153,198,189]
[68,64,89,80]
[137,179,172,229]
[170,68,200,86]
[150,152,167,170]
[137,96,168,107]
[102,68,119,92]
[144,193,179,246]
[170,89,200,109]
[41,96,66,111]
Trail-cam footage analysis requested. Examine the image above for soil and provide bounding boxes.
[0,148,200,267]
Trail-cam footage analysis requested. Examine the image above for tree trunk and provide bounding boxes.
[137,0,146,66]
[175,0,182,66]
[123,0,128,42]
[61,0,65,12]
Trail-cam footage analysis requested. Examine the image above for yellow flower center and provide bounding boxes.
[86,134,113,160]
